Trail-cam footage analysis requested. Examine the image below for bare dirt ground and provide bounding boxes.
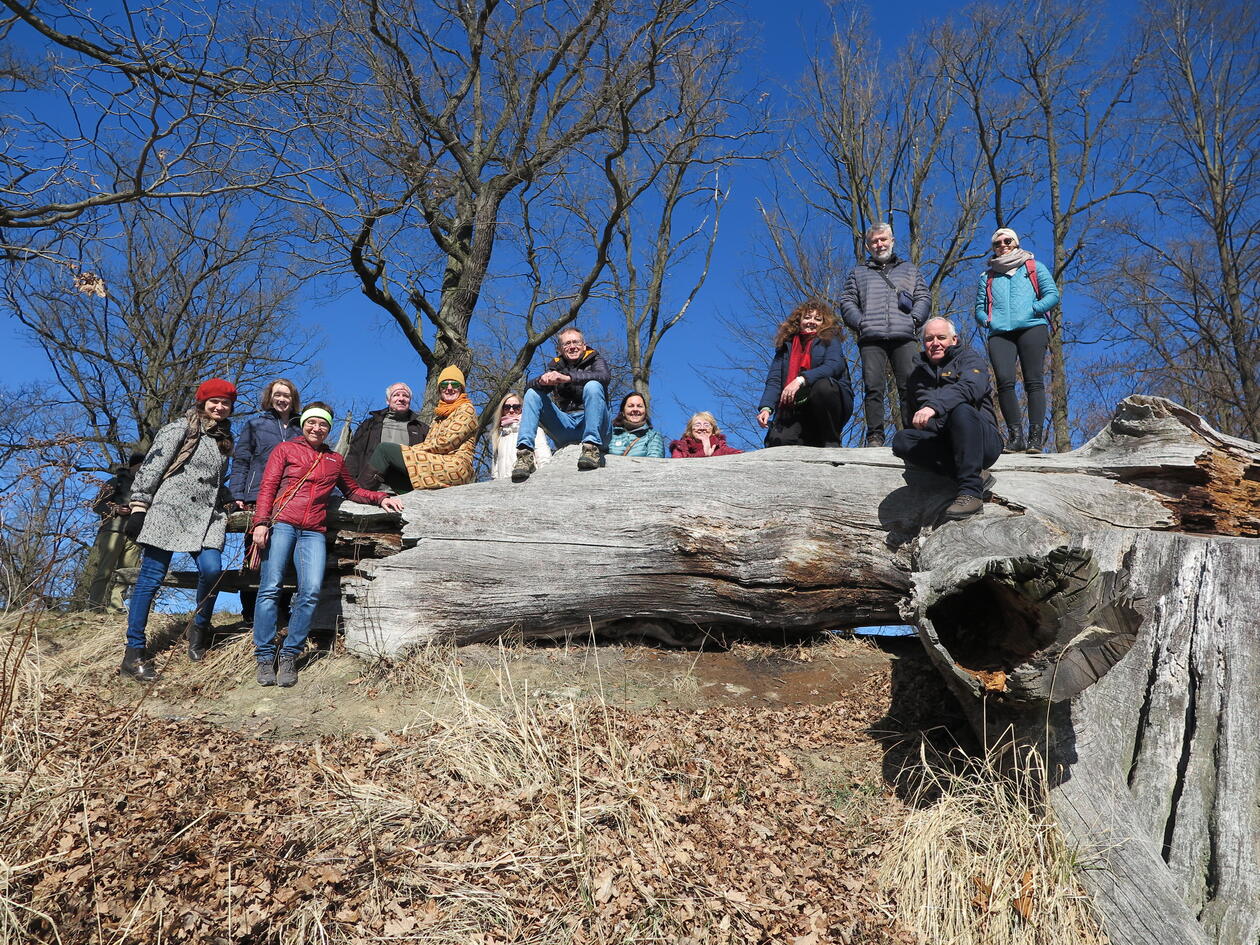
[1,613,1004,944]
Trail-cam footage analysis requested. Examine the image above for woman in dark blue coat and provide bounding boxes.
[757,300,854,448]
[229,378,302,625]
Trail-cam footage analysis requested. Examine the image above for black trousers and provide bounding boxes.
[891,404,1003,498]
[988,324,1048,435]
[858,339,916,435]
[765,377,853,448]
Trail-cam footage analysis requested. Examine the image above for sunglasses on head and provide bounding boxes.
[502,403,522,413]
[438,381,463,391]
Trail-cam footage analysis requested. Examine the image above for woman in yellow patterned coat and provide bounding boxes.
[365,366,477,492]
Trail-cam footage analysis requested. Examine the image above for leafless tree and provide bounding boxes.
[1095,0,1259,440]
[0,389,84,607]
[597,36,758,408]
[257,0,749,419]
[0,0,303,263]
[2,197,311,461]
[1003,0,1149,450]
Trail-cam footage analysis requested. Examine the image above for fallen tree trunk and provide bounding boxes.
[336,395,1258,945]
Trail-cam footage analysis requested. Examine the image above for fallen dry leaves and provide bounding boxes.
[2,666,919,944]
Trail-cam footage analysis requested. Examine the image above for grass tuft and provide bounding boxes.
[879,744,1108,945]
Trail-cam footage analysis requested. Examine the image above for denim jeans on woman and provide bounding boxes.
[125,545,222,649]
[253,522,325,663]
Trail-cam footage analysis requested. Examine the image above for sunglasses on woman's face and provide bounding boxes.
[993,238,1016,248]
[502,404,522,413]
[438,381,463,391]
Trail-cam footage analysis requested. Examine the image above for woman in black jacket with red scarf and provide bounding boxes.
[757,299,854,448]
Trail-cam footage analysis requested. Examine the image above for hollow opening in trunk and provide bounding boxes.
[926,575,1057,672]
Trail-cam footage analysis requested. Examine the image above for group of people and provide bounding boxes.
[110,222,1056,686]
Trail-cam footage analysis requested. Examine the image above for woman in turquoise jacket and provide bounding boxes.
[974,227,1060,453]
[607,392,666,458]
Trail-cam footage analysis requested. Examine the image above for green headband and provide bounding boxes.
[301,407,334,427]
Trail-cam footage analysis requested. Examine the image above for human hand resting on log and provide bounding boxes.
[911,405,936,430]
[379,496,404,513]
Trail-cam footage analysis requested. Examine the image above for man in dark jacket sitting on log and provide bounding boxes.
[513,327,612,481]
[892,316,1004,520]
[345,382,429,489]
[840,222,931,447]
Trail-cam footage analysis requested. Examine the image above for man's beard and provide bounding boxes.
[872,248,894,263]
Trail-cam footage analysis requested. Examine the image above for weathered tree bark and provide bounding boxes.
[908,398,1259,945]
[335,395,1258,945]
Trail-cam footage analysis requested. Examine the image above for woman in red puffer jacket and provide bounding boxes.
[249,401,403,688]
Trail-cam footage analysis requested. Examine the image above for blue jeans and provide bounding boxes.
[517,381,610,450]
[254,523,326,662]
[126,546,223,649]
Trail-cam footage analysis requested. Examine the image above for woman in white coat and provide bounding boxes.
[490,391,551,480]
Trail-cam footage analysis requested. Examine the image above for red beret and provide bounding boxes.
[194,378,238,403]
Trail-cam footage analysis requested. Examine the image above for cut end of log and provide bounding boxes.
[918,547,1140,706]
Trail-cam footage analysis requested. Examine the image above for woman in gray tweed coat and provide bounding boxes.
[120,378,238,682]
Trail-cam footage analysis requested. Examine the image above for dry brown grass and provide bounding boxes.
[879,745,1108,945]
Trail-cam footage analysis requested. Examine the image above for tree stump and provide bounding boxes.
[336,396,1257,945]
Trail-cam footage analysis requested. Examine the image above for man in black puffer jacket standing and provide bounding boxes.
[893,317,1004,521]
[840,222,931,447]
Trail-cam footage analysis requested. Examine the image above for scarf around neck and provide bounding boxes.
[164,408,232,482]
[786,334,816,387]
[987,247,1033,276]
[434,393,471,419]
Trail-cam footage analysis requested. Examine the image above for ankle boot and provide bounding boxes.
[120,647,157,683]
[1026,425,1045,454]
[1004,425,1027,453]
[187,627,208,662]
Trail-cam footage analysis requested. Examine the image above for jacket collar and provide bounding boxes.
[552,347,597,370]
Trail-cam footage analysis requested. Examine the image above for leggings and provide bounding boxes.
[987,324,1048,435]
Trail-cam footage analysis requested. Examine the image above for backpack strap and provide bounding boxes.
[1025,257,1040,297]
[987,259,1046,329]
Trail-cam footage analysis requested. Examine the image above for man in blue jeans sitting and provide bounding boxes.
[513,327,611,482]
[892,316,1004,520]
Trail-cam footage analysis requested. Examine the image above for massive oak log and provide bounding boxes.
[336,395,1257,945]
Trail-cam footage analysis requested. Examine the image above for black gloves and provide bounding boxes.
[123,510,146,540]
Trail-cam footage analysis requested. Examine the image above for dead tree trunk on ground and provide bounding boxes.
[334,395,1257,945]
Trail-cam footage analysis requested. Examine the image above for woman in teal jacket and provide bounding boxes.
[973,227,1060,453]
[607,392,666,458]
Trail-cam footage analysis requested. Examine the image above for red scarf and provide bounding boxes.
[786,335,815,387]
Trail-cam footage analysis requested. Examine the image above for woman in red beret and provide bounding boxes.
[120,378,238,682]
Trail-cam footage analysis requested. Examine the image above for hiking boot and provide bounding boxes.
[256,660,276,687]
[577,443,602,471]
[276,655,298,688]
[1026,426,1045,454]
[1004,425,1026,453]
[119,647,157,683]
[511,447,535,483]
[865,430,886,448]
[187,627,208,662]
[943,494,984,521]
